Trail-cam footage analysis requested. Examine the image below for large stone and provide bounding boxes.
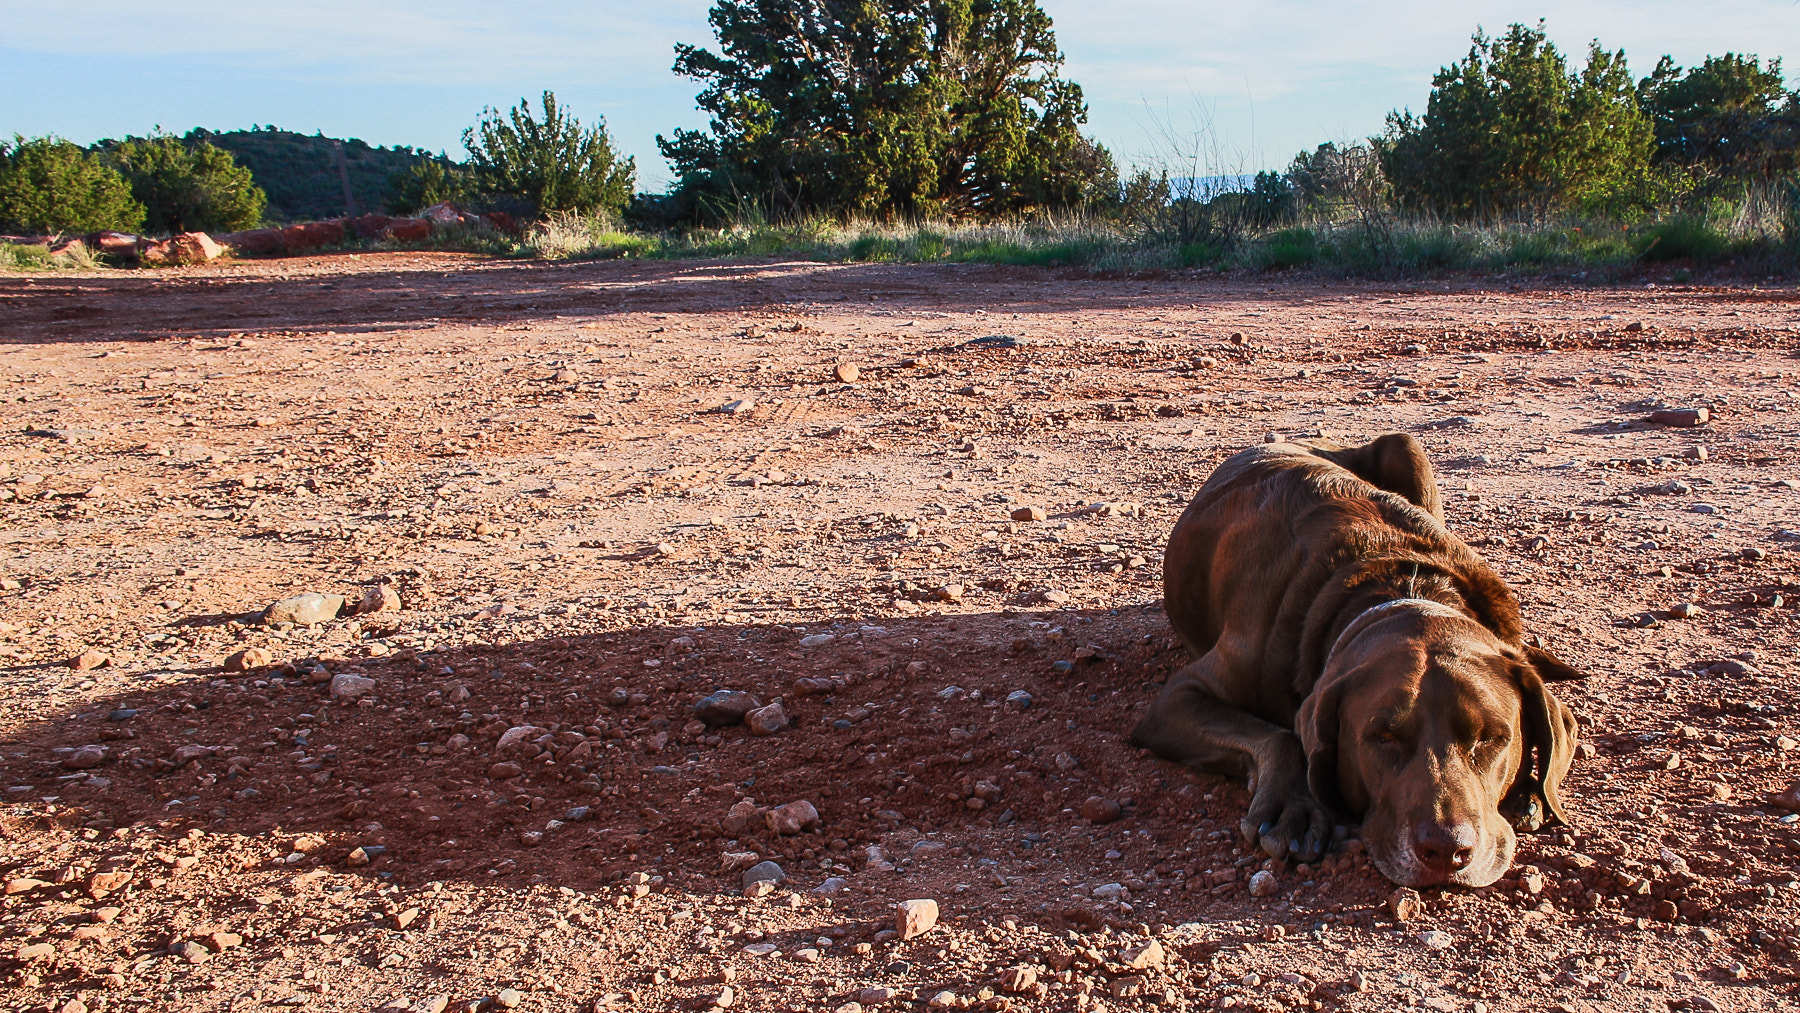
[722,800,765,834]
[696,690,761,727]
[495,725,549,752]
[1649,407,1710,427]
[86,871,131,898]
[62,745,106,770]
[215,227,284,255]
[281,220,346,251]
[764,800,820,835]
[1081,796,1122,824]
[1120,938,1166,969]
[358,584,403,614]
[742,861,785,890]
[896,898,939,940]
[223,647,274,672]
[1772,780,1800,812]
[69,648,110,671]
[744,701,788,736]
[169,232,223,264]
[330,673,376,700]
[264,593,346,626]
[89,231,144,259]
[420,202,465,224]
[140,232,221,266]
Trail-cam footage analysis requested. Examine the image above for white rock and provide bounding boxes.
[495,725,550,752]
[329,673,376,700]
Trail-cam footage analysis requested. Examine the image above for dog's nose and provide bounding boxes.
[1412,822,1476,874]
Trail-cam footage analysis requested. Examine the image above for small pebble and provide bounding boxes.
[1247,870,1278,897]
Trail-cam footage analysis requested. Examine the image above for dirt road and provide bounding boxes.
[1,253,1797,1012]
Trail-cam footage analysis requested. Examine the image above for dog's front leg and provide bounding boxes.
[1131,655,1331,863]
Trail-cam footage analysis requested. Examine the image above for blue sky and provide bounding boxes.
[2,1,1794,188]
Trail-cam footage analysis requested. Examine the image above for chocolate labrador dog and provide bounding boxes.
[1132,434,1583,888]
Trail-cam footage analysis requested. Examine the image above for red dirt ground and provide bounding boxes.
[0,252,1797,1013]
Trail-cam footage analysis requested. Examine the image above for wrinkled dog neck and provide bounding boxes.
[1327,597,1472,662]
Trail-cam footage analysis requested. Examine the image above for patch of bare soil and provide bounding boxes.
[0,253,1797,1013]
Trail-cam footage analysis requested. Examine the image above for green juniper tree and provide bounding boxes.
[98,133,267,233]
[463,91,635,218]
[659,0,1115,221]
[1380,22,1653,219]
[0,136,144,234]
[1638,53,1797,177]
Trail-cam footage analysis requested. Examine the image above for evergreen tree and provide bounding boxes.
[463,91,635,218]
[0,136,144,234]
[1380,23,1653,219]
[659,0,1115,220]
[99,133,267,233]
[1638,53,1798,176]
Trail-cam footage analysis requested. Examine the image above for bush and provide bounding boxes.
[99,134,266,233]
[384,159,474,214]
[1635,215,1731,262]
[1257,227,1319,269]
[463,91,634,219]
[0,136,144,233]
[1381,23,1652,219]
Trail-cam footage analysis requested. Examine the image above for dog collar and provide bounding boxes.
[1327,597,1472,661]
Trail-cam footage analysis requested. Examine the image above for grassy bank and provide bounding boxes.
[486,209,1800,278]
[6,207,1794,279]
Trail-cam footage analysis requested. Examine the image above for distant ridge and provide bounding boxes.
[186,127,448,224]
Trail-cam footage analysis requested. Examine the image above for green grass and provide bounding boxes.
[314,199,1800,278]
[1,242,102,271]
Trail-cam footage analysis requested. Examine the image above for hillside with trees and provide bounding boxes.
[191,127,441,223]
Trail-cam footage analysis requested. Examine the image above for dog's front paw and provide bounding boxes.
[1240,788,1331,864]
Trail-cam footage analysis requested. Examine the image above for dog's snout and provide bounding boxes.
[1411,821,1477,874]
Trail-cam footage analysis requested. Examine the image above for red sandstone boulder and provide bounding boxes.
[139,231,222,267]
[215,228,284,255]
[281,219,346,251]
[88,232,144,260]
[347,214,399,240]
[384,218,432,241]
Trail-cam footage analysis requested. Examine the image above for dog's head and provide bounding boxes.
[1296,601,1584,887]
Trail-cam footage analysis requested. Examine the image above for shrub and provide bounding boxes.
[1381,22,1653,219]
[1257,227,1319,269]
[99,133,266,233]
[1635,215,1731,262]
[384,159,473,214]
[464,91,634,218]
[0,136,144,233]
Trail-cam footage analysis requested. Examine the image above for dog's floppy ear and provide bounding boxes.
[1501,661,1580,831]
[1523,642,1589,682]
[1295,672,1350,819]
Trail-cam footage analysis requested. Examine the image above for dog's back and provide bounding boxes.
[1162,435,1448,669]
